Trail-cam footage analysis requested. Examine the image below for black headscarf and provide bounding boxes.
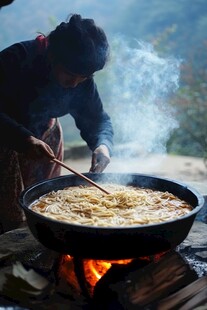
[47,14,110,76]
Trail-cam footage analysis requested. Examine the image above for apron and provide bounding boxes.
[0,118,63,233]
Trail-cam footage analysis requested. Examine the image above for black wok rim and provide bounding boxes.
[19,173,205,231]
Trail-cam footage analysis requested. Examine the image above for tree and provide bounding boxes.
[167,41,207,169]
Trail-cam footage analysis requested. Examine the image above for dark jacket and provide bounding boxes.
[0,37,114,154]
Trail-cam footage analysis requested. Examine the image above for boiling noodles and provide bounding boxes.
[29,184,192,227]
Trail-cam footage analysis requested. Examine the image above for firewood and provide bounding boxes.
[156,276,207,309]
[118,251,198,308]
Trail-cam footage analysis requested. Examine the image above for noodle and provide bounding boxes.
[29,184,193,227]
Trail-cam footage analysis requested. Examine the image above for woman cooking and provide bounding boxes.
[0,13,114,233]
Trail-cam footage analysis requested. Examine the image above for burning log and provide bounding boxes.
[110,251,198,309]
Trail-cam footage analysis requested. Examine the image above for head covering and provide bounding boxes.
[48,14,109,76]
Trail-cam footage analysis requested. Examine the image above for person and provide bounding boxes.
[0,0,15,9]
[0,13,114,233]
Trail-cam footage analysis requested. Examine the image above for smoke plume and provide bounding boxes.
[106,36,181,159]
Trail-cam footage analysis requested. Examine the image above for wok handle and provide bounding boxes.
[52,158,111,195]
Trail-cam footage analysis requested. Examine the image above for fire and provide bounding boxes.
[58,252,167,297]
[86,260,111,280]
[83,258,133,287]
[59,255,133,293]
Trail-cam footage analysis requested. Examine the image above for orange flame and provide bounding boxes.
[83,258,133,288]
[58,253,167,296]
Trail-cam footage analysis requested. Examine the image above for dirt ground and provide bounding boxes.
[62,154,207,195]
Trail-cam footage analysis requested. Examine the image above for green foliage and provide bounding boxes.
[167,41,207,167]
[115,0,207,59]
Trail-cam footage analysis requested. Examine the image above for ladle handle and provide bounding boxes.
[52,158,111,195]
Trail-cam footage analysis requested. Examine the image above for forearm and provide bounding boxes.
[0,111,34,152]
[78,114,114,156]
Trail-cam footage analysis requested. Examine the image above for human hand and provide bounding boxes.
[24,136,55,160]
[89,144,110,173]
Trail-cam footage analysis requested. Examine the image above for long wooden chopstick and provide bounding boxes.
[52,158,111,195]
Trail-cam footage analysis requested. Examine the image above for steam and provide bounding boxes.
[106,36,181,158]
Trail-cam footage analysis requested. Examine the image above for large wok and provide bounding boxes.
[19,173,205,259]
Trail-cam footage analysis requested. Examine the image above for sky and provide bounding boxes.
[0,0,132,50]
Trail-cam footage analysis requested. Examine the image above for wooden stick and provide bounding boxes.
[52,158,111,195]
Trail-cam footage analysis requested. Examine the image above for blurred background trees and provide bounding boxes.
[167,42,207,166]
